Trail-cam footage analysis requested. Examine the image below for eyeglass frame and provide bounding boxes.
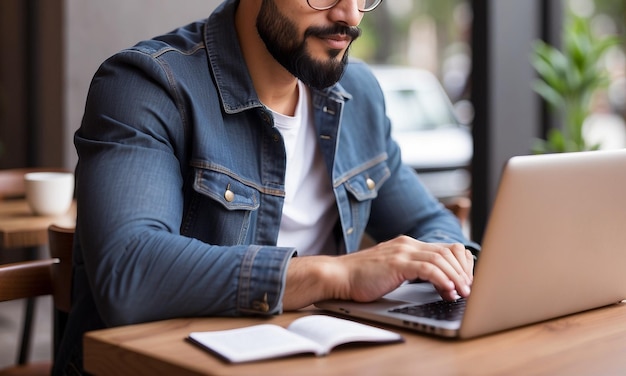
[306,0,383,13]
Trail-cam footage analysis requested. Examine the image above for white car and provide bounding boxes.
[371,65,473,200]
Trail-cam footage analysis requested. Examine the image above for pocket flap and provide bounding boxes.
[344,162,390,201]
[193,168,260,211]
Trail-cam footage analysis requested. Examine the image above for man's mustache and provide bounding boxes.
[305,24,362,41]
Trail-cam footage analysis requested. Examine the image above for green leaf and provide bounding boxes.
[532,81,565,110]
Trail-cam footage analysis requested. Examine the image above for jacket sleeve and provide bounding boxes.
[74,48,294,327]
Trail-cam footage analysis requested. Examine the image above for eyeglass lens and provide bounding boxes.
[308,0,382,12]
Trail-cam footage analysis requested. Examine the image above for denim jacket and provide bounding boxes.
[55,0,478,373]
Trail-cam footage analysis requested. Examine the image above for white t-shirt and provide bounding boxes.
[270,81,339,256]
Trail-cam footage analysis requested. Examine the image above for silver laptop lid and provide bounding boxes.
[460,149,626,338]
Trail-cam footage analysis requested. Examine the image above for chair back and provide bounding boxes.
[0,259,55,302]
[48,224,74,313]
[47,224,75,364]
[0,259,56,375]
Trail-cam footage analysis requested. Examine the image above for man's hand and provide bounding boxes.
[282,236,474,310]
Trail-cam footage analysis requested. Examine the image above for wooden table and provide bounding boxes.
[84,302,626,376]
[0,199,76,249]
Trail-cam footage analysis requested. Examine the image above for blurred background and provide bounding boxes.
[0,0,624,368]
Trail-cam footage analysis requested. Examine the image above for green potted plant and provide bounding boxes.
[530,11,620,153]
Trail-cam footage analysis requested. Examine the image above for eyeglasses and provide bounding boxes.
[307,0,383,13]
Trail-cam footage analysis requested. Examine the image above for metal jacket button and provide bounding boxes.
[224,189,235,202]
[252,293,270,312]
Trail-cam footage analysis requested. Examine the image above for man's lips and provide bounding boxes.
[319,34,352,50]
[305,24,361,51]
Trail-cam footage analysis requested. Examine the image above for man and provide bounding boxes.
[54,0,479,374]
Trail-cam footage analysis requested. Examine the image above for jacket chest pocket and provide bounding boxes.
[182,167,261,245]
[344,161,390,201]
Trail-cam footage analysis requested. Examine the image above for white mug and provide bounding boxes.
[24,172,75,216]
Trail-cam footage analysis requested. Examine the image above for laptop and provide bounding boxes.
[316,149,626,339]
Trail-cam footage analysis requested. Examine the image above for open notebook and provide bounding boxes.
[316,149,626,339]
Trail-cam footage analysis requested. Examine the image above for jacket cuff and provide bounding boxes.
[236,245,296,315]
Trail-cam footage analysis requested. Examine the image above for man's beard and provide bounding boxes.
[256,0,361,90]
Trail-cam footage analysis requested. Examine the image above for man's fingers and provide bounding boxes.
[427,244,472,286]
[356,237,475,302]
[414,242,472,298]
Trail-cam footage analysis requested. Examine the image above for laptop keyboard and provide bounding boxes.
[390,298,466,321]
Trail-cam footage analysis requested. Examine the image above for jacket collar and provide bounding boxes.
[204,0,350,115]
